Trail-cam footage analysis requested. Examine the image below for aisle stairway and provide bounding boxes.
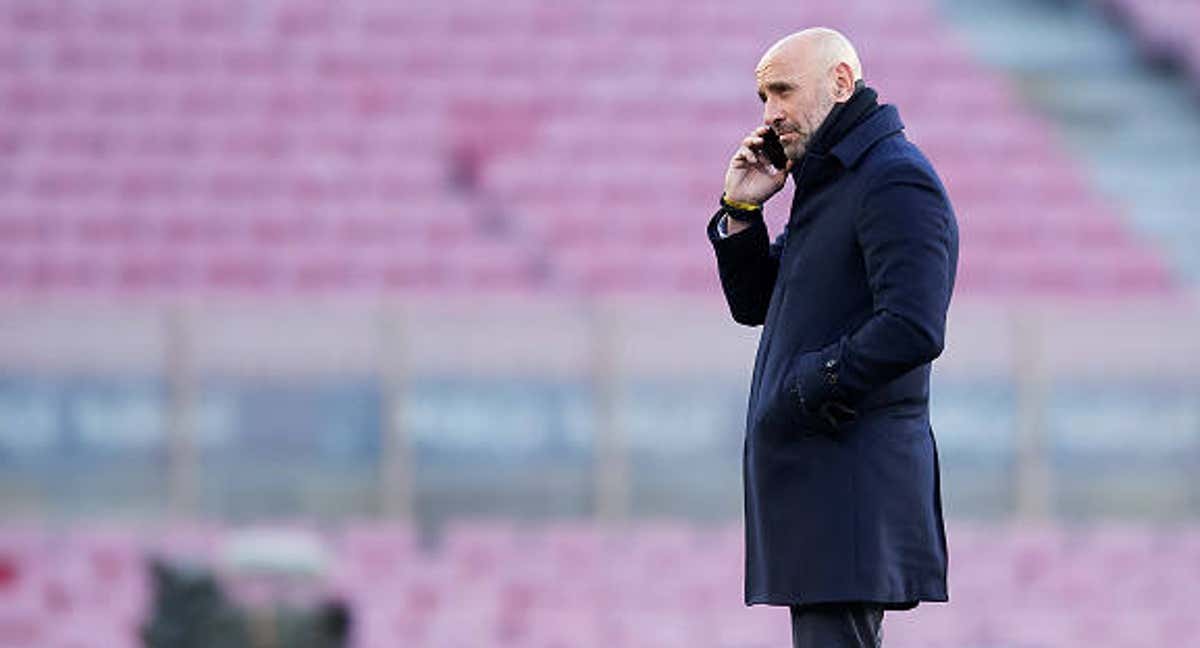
[941,0,1200,286]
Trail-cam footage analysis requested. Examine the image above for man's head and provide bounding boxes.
[755,28,863,160]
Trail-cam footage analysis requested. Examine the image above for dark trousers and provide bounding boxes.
[790,602,884,648]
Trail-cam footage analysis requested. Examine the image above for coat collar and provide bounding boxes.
[828,104,904,168]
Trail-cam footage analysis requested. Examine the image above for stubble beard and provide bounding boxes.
[785,94,838,160]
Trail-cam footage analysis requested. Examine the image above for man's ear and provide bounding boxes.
[832,62,856,101]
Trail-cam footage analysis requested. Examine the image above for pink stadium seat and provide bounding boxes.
[337,522,418,582]
[0,0,1180,300]
[4,522,1199,648]
[1110,0,1200,82]
[204,251,277,292]
[0,600,48,648]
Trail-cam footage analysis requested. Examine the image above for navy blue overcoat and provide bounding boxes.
[708,105,958,609]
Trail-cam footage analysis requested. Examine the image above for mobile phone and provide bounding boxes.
[760,129,788,170]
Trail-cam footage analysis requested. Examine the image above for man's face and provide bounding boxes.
[756,55,836,160]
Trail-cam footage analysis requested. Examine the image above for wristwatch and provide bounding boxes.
[719,194,762,223]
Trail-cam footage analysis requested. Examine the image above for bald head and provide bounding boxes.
[754,28,864,159]
[758,28,863,83]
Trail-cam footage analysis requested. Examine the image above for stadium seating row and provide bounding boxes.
[1,521,1197,648]
[1104,0,1200,82]
[0,0,1179,297]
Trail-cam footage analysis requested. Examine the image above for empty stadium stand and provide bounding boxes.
[2,2,1196,646]
[0,0,1178,297]
[1104,0,1200,81]
[1,522,1197,648]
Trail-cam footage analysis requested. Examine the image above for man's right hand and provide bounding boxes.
[723,126,793,207]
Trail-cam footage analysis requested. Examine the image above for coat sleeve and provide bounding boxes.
[785,161,957,419]
[706,210,789,327]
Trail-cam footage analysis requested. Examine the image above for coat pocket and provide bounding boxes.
[753,374,828,442]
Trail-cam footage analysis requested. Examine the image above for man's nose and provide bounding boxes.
[763,101,784,127]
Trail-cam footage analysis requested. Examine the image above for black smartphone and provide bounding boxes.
[760,129,788,170]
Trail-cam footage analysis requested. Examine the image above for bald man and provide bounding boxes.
[707,29,958,647]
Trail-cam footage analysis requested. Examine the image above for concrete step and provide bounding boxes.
[938,0,1200,286]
